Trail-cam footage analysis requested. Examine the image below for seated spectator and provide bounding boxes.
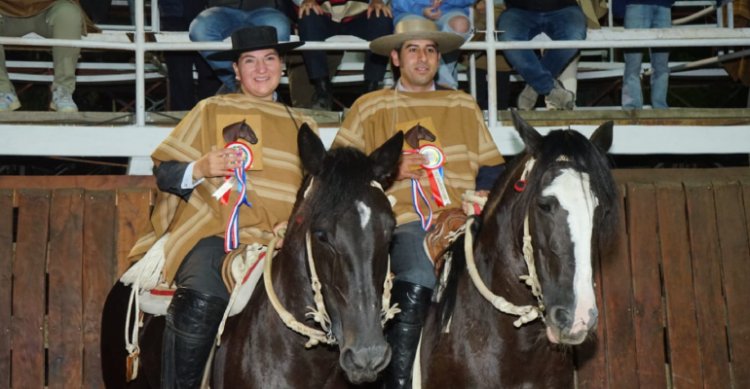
[391,0,474,89]
[621,0,674,109]
[160,0,221,110]
[497,0,587,110]
[295,0,393,110]
[189,0,295,92]
[0,0,86,112]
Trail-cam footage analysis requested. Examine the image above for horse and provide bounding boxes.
[417,109,619,388]
[101,125,404,388]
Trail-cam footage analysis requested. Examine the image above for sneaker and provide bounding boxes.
[517,84,538,111]
[544,81,575,110]
[0,92,21,112]
[50,86,78,113]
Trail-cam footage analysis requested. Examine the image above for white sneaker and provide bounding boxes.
[50,86,78,113]
[517,84,538,111]
[544,81,575,110]
[0,92,21,112]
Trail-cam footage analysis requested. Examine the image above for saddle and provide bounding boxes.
[423,208,467,275]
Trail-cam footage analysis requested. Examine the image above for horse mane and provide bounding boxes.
[287,146,379,238]
[435,128,619,330]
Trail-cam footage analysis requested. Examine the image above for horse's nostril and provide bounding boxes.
[550,306,573,328]
[340,345,390,373]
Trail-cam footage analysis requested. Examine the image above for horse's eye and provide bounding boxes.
[538,200,553,213]
[313,230,329,243]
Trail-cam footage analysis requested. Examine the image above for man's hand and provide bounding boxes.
[193,147,243,180]
[298,0,324,18]
[396,152,428,181]
[272,221,288,249]
[367,0,392,18]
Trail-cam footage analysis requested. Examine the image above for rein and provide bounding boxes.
[463,157,545,327]
[263,178,400,348]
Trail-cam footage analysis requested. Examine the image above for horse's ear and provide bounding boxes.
[510,108,542,155]
[298,123,326,176]
[590,121,614,153]
[370,131,404,186]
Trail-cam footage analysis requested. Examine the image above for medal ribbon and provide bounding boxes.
[411,178,433,230]
[221,142,254,252]
[419,144,451,208]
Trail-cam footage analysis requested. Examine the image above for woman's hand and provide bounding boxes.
[193,147,243,179]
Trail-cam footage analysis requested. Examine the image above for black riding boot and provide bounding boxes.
[383,280,433,389]
[311,77,333,110]
[161,288,228,389]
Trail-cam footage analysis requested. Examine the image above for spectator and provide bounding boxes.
[621,0,675,109]
[295,0,393,110]
[0,0,86,112]
[126,26,314,388]
[160,0,221,110]
[333,18,505,388]
[189,0,295,92]
[497,0,587,110]
[391,0,474,89]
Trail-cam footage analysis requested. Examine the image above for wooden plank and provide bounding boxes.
[12,190,50,389]
[714,181,750,388]
[82,191,118,388]
[0,175,155,190]
[575,183,628,388]
[115,189,152,275]
[656,183,703,388]
[47,189,85,389]
[684,182,732,388]
[614,167,750,185]
[627,183,668,388]
[0,190,13,389]
[599,183,638,388]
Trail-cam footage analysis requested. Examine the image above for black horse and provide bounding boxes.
[418,110,619,387]
[101,126,404,388]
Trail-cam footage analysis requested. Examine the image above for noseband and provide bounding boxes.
[263,178,400,348]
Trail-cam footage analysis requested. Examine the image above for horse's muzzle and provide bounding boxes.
[340,343,392,384]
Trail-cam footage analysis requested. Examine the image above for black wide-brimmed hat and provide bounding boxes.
[207,26,304,61]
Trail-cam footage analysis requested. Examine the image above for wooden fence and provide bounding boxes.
[0,168,748,388]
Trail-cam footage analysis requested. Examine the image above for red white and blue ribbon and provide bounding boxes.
[222,142,253,253]
[411,177,433,230]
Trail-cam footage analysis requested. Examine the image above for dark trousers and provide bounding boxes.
[161,1,220,111]
[297,12,392,82]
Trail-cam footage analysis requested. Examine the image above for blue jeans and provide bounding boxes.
[395,11,472,89]
[189,6,291,89]
[497,6,586,95]
[622,4,671,109]
[298,12,392,82]
[390,221,435,289]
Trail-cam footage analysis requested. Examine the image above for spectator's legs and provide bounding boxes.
[297,12,336,109]
[498,8,553,95]
[622,4,650,109]
[436,11,472,89]
[650,6,672,109]
[44,0,83,95]
[190,7,291,91]
[538,6,586,81]
[345,13,393,89]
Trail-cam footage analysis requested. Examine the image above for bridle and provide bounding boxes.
[263,178,400,348]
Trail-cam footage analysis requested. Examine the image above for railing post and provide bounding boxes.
[486,1,497,129]
[135,0,146,126]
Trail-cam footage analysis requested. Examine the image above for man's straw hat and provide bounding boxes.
[370,18,465,56]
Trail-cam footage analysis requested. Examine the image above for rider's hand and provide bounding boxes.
[193,147,243,179]
[396,152,428,181]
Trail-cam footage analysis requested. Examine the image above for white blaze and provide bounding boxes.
[356,201,371,229]
[542,169,598,333]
